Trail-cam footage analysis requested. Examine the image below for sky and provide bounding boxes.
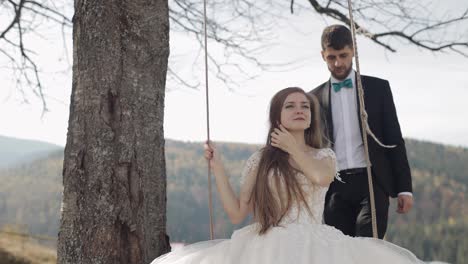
[0,1,467,148]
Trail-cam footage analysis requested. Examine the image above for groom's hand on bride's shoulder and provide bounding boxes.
[396,194,413,214]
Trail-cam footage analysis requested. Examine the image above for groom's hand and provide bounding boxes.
[396,194,413,214]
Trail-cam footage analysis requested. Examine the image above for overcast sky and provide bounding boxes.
[1,1,467,148]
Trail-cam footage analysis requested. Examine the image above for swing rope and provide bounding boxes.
[203,0,215,240]
[346,0,396,238]
[201,0,392,240]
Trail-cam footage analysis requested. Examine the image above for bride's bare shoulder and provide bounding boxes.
[305,147,335,159]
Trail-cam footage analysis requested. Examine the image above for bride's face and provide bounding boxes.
[280,92,311,132]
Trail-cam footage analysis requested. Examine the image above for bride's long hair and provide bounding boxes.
[251,87,323,234]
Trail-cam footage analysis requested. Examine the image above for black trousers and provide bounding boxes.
[324,169,389,239]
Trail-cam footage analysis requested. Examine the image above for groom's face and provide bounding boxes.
[321,45,354,80]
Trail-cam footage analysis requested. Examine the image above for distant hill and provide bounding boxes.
[0,137,466,263]
[0,136,62,169]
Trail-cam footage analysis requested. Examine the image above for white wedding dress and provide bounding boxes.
[151,148,446,264]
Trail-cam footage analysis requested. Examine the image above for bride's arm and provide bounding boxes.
[204,143,254,224]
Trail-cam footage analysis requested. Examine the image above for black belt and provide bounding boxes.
[339,167,367,175]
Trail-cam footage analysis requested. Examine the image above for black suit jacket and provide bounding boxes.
[310,75,412,198]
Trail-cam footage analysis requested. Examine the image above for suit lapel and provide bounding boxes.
[355,73,365,140]
[322,81,334,147]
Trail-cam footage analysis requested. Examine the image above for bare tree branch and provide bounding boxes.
[1,0,468,111]
[0,0,71,113]
[167,66,200,90]
[304,0,468,55]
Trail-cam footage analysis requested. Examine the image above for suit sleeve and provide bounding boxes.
[381,81,413,193]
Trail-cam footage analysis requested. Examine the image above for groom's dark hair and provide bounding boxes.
[321,25,353,51]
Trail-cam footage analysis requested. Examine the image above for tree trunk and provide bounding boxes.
[57,0,170,263]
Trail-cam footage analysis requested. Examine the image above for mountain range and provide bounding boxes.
[0,136,466,263]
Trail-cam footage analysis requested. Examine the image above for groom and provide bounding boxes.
[310,25,413,239]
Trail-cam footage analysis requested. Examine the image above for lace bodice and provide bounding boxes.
[240,148,340,225]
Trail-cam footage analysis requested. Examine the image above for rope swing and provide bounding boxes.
[203,0,215,240]
[346,0,378,239]
[201,0,395,240]
[347,0,396,238]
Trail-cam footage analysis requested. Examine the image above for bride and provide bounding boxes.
[151,87,446,264]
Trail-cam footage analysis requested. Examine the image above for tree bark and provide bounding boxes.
[57,0,170,263]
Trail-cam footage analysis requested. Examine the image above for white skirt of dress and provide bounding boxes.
[150,223,449,264]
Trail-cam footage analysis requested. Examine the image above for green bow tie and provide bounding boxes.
[332,78,353,92]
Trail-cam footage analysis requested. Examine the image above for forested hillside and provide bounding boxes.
[0,138,466,263]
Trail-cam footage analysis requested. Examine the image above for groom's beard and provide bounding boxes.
[330,62,353,80]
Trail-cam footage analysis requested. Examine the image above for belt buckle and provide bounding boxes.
[342,168,365,175]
